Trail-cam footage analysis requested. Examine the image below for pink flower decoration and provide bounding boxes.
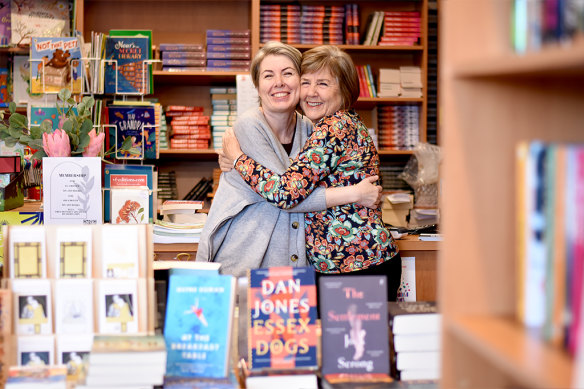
[42,129,71,157]
[83,129,105,157]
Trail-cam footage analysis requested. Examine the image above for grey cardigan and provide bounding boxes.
[196,108,326,277]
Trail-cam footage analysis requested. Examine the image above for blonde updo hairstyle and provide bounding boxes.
[250,41,302,89]
[301,45,360,110]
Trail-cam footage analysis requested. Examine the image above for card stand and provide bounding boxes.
[29,58,82,96]
[104,58,160,98]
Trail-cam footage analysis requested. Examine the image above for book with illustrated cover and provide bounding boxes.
[103,164,154,223]
[97,279,139,334]
[17,335,55,367]
[29,37,83,94]
[54,225,92,279]
[107,104,156,160]
[0,1,10,46]
[104,35,150,95]
[319,275,391,381]
[12,55,58,106]
[29,106,77,131]
[108,29,154,94]
[164,273,236,378]
[99,225,141,279]
[12,279,52,335]
[247,266,318,372]
[56,334,93,381]
[109,171,150,225]
[8,225,46,279]
[10,0,70,46]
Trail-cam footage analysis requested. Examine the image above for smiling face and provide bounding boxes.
[299,67,343,122]
[257,54,300,114]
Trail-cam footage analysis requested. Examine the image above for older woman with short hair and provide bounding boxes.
[223,45,401,300]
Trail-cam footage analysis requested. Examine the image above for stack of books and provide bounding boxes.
[379,11,421,46]
[399,66,423,98]
[166,105,210,150]
[378,68,401,98]
[300,5,344,45]
[388,301,441,382]
[157,171,179,203]
[81,335,167,388]
[160,200,204,224]
[5,365,67,389]
[344,4,360,45]
[377,105,419,151]
[210,87,237,149]
[206,30,251,71]
[260,4,301,44]
[159,43,206,72]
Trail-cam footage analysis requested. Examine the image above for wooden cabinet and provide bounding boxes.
[441,1,584,387]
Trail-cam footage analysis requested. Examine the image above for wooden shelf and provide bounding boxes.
[159,149,218,159]
[448,316,574,389]
[267,44,424,52]
[153,70,244,85]
[452,39,584,79]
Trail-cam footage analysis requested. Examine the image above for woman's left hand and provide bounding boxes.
[222,127,244,165]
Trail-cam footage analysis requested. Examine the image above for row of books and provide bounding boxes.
[377,105,420,150]
[259,3,359,45]
[516,141,584,358]
[512,0,584,54]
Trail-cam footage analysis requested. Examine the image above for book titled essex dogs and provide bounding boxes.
[247,266,318,371]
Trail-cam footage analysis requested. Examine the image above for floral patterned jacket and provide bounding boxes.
[234,110,399,273]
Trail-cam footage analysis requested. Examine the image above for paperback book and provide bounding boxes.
[164,273,236,378]
[107,104,156,160]
[247,266,318,372]
[29,37,83,94]
[103,164,155,223]
[319,275,391,382]
[104,35,150,95]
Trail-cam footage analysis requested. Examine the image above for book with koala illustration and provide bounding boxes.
[29,37,83,94]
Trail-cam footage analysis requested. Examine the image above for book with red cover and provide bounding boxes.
[247,266,318,372]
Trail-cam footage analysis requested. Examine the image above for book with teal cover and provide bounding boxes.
[103,164,154,223]
[29,106,77,130]
[164,273,236,378]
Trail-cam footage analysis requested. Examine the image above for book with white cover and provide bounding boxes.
[388,301,440,335]
[400,367,440,381]
[100,224,140,278]
[9,225,46,279]
[54,279,94,334]
[97,279,139,334]
[395,350,440,371]
[17,335,55,366]
[55,226,93,278]
[393,333,440,352]
[12,279,52,335]
[110,187,150,225]
[246,374,318,389]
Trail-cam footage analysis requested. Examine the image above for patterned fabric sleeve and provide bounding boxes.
[234,114,347,209]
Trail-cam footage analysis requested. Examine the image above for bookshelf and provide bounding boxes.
[441,1,584,388]
[76,0,430,197]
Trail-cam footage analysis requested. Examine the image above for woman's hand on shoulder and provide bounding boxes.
[216,148,233,172]
[218,127,243,171]
[355,175,382,209]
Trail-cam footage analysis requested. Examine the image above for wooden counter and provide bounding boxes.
[153,235,440,301]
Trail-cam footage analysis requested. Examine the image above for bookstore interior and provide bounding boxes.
[0,0,582,388]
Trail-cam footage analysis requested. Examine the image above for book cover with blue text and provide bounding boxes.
[29,37,82,94]
[107,105,156,160]
[164,273,236,378]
